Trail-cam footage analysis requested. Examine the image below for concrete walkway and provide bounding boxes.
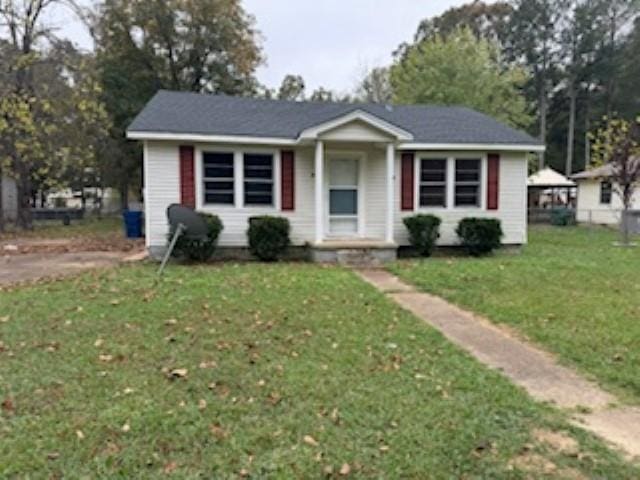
[356,268,640,460]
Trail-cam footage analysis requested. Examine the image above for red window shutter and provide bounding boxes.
[401,152,415,211]
[487,153,500,210]
[179,145,196,208]
[281,150,295,211]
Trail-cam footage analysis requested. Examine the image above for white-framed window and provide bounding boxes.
[454,158,481,207]
[202,152,235,205]
[419,158,447,207]
[243,153,274,206]
[600,181,612,204]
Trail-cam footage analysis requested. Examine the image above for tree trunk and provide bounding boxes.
[539,88,547,170]
[566,82,576,176]
[0,169,4,233]
[584,95,591,170]
[16,166,33,230]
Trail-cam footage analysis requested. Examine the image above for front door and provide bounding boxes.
[327,157,359,236]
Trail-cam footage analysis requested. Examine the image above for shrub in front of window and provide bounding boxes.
[403,214,442,256]
[456,218,503,256]
[169,212,223,261]
[247,216,290,261]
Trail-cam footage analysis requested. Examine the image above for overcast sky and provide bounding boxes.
[52,0,466,93]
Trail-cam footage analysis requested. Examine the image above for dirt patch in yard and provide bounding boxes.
[1,233,142,255]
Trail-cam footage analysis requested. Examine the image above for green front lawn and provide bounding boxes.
[1,263,637,478]
[391,225,640,404]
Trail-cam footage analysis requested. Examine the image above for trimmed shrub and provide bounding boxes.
[403,214,442,257]
[169,212,223,261]
[456,218,503,256]
[247,216,290,261]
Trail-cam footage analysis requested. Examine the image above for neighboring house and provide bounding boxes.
[127,90,544,261]
[573,164,640,225]
[1,175,18,222]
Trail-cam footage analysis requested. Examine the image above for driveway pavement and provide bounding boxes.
[0,251,141,286]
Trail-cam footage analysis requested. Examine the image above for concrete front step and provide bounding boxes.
[312,246,397,265]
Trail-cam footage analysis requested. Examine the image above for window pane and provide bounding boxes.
[419,159,447,207]
[245,182,272,193]
[330,189,357,215]
[420,159,446,182]
[245,194,272,205]
[455,186,480,206]
[203,152,234,204]
[244,154,273,167]
[600,182,612,204]
[329,159,358,186]
[205,193,234,204]
[205,181,234,192]
[244,154,273,180]
[204,166,233,178]
[420,185,446,207]
[244,154,273,206]
[455,159,480,182]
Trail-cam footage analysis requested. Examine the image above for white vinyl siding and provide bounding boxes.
[395,151,527,245]
[144,142,181,249]
[144,141,529,252]
[575,179,640,225]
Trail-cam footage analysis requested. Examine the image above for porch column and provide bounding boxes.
[314,140,324,244]
[385,143,395,243]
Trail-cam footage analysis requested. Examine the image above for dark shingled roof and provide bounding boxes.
[128,90,542,146]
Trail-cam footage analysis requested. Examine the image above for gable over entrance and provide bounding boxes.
[298,110,413,143]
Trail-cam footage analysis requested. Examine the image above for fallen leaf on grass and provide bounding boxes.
[2,398,14,413]
[303,435,319,447]
[76,430,85,440]
[99,354,113,362]
[121,423,130,433]
[168,368,188,379]
[163,461,178,474]
[210,423,228,440]
[94,338,104,348]
[198,399,207,410]
[199,360,217,369]
[47,452,60,460]
[339,463,351,475]
[0,316,9,323]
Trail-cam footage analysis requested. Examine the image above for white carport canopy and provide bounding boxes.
[528,167,576,188]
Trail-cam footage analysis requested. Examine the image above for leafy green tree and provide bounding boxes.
[94,0,263,207]
[0,1,110,229]
[508,0,569,168]
[390,28,532,129]
[412,1,512,46]
[355,67,392,104]
[277,74,305,101]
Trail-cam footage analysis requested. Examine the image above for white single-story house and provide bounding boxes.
[127,90,544,261]
[573,163,640,225]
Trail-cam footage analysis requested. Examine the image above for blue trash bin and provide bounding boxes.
[123,210,143,238]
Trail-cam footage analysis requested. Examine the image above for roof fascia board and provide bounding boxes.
[126,131,297,145]
[399,142,546,153]
[298,110,414,141]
